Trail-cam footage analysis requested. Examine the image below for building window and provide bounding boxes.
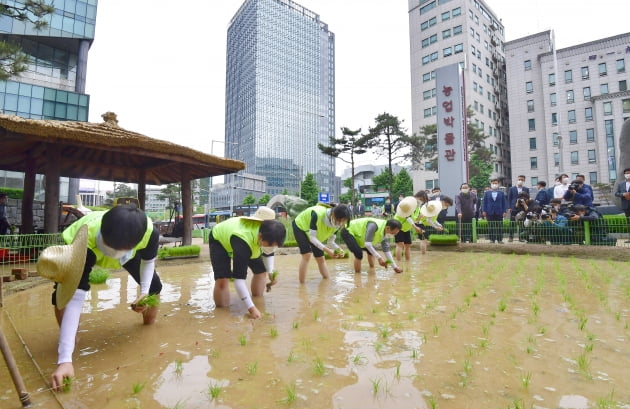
[571,151,579,165]
[526,81,533,93]
[554,153,560,166]
[430,51,438,61]
[423,107,433,117]
[529,137,536,150]
[601,83,609,94]
[553,132,559,146]
[527,100,534,112]
[528,118,535,131]
[452,7,461,16]
[603,101,613,115]
[531,177,538,186]
[442,28,451,39]
[551,113,557,126]
[589,171,598,184]
[599,62,607,76]
[588,149,596,163]
[581,66,589,79]
[423,89,433,100]
[585,107,593,121]
[422,55,430,65]
[422,38,430,48]
[441,11,450,21]
[549,73,555,86]
[530,157,538,169]
[568,110,576,124]
[524,60,532,70]
[619,80,627,92]
[566,90,574,103]
[454,43,463,53]
[564,69,573,83]
[453,25,462,35]
[623,98,630,113]
[586,128,595,142]
[422,72,432,82]
[617,58,625,73]
[569,130,577,144]
[421,20,429,30]
[550,93,557,106]
[443,47,452,57]
[583,86,591,100]
[420,1,437,15]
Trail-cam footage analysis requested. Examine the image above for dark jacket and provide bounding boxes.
[482,190,507,216]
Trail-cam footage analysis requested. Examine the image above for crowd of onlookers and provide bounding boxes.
[344,169,630,245]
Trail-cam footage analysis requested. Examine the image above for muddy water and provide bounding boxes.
[1,252,629,409]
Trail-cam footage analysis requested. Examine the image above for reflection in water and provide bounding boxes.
[0,251,629,409]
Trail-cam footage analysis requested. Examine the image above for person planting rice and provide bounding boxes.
[393,193,427,261]
[292,203,351,283]
[340,217,403,274]
[37,205,163,391]
[208,206,286,319]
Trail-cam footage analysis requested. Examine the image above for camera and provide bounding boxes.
[541,213,551,220]
[525,212,538,220]
[569,183,579,191]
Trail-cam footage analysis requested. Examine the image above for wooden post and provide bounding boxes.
[0,327,32,407]
[44,144,61,233]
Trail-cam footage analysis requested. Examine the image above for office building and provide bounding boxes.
[0,0,97,202]
[505,31,630,194]
[225,0,336,199]
[408,0,509,192]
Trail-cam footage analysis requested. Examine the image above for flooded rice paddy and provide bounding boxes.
[1,250,630,409]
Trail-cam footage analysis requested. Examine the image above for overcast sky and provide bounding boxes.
[84,0,629,183]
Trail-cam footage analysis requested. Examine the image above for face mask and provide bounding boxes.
[261,245,277,255]
[562,177,569,184]
[96,232,131,259]
[461,188,469,194]
[625,174,630,180]
[516,180,524,186]
[491,184,498,190]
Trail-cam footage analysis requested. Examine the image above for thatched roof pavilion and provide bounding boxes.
[0,112,244,243]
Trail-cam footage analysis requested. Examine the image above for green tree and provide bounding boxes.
[242,194,256,205]
[104,183,138,206]
[468,152,494,192]
[0,1,54,80]
[392,168,413,198]
[372,168,393,191]
[364,113,412,196]
[157,184,181,208]
[258,193,271,205]
[301,173,319,206]
[318,127,371,205]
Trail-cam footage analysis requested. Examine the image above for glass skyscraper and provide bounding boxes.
[0,0,97,200]
[225,0,336,198]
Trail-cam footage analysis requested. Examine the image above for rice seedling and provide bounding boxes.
[270,326,278,337]
[586,332,595,342]
[370,378,381,396]
[394,363,401,380]
[287,350,298,363]
[578,316,588,331]
[292,321,300,329]
[134,294,160,308]
[411,348,418,359]
[283,383,297,404]
[520,372,531,391]
[62,376,74,392]
[432,323,439,336]
[378,325,391,338]
[538,326,547,335]
[596,390,617,409]
[532,301,540,317]
[507,399,526,409]
[498,298,507,312]
[407,312,417,320]
[428,395,438,409]
[576,352,591,379]
[246,361,258,375]
[312,357,326,376]
[208,383,222,400]
[471,289,478,298]
[478,338,489,349]
[584,343,594,352]
[374,341,385,354]
[481,324,489,337]
[174,359,183,376]
[352,353,366,365]
[88,267,109,284]
[171,400,186,409]
[238,334,247,346]
[313,310,319,321]
[132,381,145,395]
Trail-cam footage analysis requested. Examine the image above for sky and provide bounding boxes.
[83,0,630,185]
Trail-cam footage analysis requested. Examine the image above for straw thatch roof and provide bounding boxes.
[0,112,244,184]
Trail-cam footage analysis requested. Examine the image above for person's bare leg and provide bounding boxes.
[314,256,330,279]
[404,244,411,261]
[299,253,312,284]
[213,278,230,307]
[395,242,403,261]
[251,273,267,297]
[142,294,159,324]
[353,257,362,274]
[367,254,375,268]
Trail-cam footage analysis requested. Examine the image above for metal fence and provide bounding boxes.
[1,233,64,277]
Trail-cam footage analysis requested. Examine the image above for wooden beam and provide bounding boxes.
[44,144,61,233]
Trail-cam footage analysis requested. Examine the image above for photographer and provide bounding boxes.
[568,204,615,245]
[563,180,593,207]
[512,191,532,242]
[539,207,573,244]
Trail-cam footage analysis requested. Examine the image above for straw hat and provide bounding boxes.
[37,224,88,309]
[395,196,418,218]
[420,200,443,218]
[242,206,276,221]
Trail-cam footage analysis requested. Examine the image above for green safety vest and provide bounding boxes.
[62,211,153,269]
[393,213,414,232]
[295,205,338,242]
[212,217,262,259]
[347,217,386,248]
